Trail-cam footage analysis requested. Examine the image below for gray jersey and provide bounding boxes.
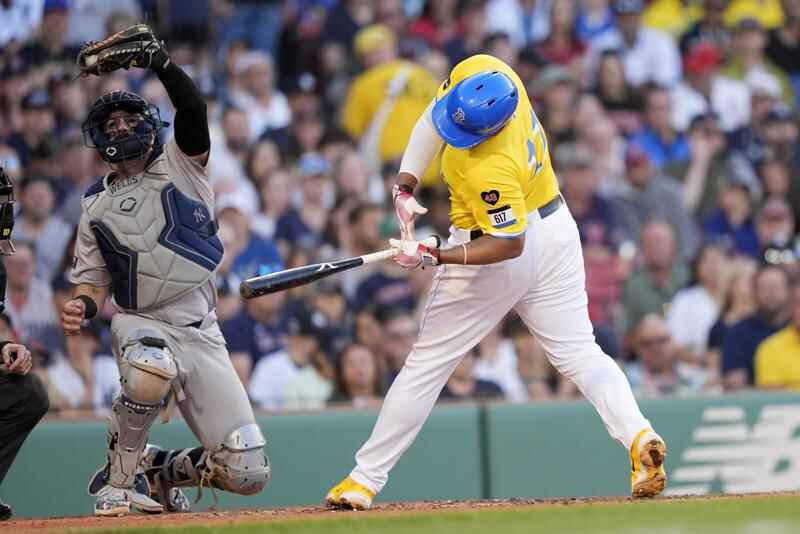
[70,139,221,326]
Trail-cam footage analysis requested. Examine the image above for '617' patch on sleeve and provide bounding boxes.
[487,204,516,229]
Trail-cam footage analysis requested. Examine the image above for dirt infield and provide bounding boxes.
[8,492,799,533]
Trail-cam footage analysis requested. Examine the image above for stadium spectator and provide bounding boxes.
[630,85,690,169]
[485,0,551,47]
[533,65,578,144]
[12,176,72,284]
[558,142,625,328]
[440,348,504,401]
[721,263,790,390]
[6,90,56,168]
[229,51,291,142]
[2,241,62,355]
[443,0,488,66]
[666,244,727,367]
[754,280,800,390]
[705,263,757,376]
[17,0,79,68]
[613,143,698,261]
[575,0,615,44]
[64,0,141,46]
[766,0,800,96]
[329,342,383,408]
[534,0,587,75]
[667,112,731,219]
[679,0,731,55]
[721,18,794,105]
[40,320,118,416]
[755,196,797,261]
[592,49,644,136]
[625,314,711,398]
[379,310,416,386]
[0,0,43,49]
[221,287,288,387]
[274,154,333,257]
[589,0,682,88]
[407,0,462,48]
[340,24,439,178]
[702,169,761,258]
[473,324,526,402]
[671,43,751,133]
[621,220,690,334]
[248,303,333,411]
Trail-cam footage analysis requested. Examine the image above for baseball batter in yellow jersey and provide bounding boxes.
[326,54,668,510]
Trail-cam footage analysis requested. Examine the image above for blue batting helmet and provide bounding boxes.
[431,71,518,149]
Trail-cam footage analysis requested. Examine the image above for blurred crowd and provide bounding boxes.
[2,0,800,418]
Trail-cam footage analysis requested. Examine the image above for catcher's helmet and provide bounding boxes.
[431,71,518,149]
[82,90,166,163]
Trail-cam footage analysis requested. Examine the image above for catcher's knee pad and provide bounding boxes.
[106,330,177,488]
[205,423,271,495]
[119,329,177,403]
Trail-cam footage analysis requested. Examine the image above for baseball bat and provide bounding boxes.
[240,237,439,299]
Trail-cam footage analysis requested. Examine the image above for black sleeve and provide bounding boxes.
[155,62,210,157]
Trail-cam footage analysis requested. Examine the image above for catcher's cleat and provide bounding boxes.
[89,465,164,516]
[140,444,191,513]
[325,476,375,510]
[630,428,667,498]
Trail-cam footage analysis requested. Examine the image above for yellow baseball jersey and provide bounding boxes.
[437,54,560,237]
[755,325,800,390]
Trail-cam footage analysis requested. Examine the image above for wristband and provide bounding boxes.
[76,295,98,319]
[393,183,413,201]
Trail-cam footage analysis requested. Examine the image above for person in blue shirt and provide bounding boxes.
[721,264,790,390]
[630,86,690,168]
[702,171,761,258]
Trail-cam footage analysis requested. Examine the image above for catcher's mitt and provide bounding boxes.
[77,24,170,77]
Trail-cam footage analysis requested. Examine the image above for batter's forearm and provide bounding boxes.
[438,235,524,265]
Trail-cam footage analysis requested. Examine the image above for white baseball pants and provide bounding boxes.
[350,202,651,493]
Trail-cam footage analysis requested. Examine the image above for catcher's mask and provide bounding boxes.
[82,90,166,163]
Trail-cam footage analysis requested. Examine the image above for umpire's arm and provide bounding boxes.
[153,57,210,167]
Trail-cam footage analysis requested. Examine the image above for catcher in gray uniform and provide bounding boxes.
[61,25,270,516]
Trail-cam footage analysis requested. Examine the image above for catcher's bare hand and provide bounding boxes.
[61,298,86,336]
[77,24,170,77]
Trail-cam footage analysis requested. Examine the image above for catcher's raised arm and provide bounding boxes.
[78,24,210,167]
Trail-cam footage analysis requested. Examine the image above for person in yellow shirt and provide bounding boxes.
[755,283,800,390]
[325,54,668,510]
[340,24,440,185]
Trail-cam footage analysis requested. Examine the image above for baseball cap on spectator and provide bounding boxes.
[734,17,763,34]
[44,0,69,12]
[299,153,331,178]
[683,43,721,76]
[764,104,797,123]
[215,190,256,216]
[286,304,317,338]
[746,69,782,98]
[354,24,396,58]
[612,0,644,14]
[532,65,576,94]
[22,89,51,111]
[724,163,762,201]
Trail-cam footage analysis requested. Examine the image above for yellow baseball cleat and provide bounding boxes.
[630,428,667,498]
[325,476,376,510]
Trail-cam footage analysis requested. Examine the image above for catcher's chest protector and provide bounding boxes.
[84,153,223,312]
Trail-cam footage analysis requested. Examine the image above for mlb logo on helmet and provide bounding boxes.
[452,107,466,124]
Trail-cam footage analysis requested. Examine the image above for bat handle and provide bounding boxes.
[360,248,399,265]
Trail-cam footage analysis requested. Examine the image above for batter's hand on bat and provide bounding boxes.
[2,343,32,375]
[393,184,427,240]
[390,236,441,270]
[61,298,86,336]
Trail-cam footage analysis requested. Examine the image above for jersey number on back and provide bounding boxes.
[527,110,546,177]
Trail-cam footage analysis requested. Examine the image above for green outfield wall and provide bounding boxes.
[5,392,800,518]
